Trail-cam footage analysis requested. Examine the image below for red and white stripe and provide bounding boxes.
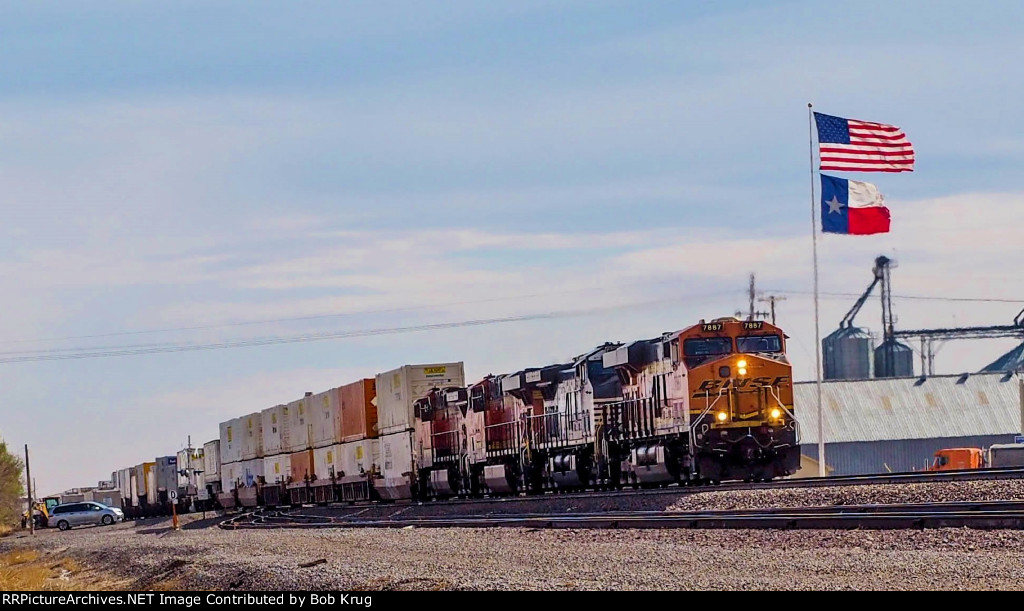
[820,119,915,172]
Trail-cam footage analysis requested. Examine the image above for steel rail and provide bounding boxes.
[365,465,1024,509]
[219,500,1024,531]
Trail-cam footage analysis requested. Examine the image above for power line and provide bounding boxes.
[766,290,1024,304]
[0,297,687,365]
[0,284,741,347]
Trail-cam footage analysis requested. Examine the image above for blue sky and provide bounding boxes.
[2,1,1023,492]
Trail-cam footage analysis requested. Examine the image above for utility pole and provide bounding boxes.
[758,295,787,325]
[743,273,771,321]
[24,445,34,535]
[748,273,756,321]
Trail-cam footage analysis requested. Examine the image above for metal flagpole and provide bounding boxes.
[808,102,826,477]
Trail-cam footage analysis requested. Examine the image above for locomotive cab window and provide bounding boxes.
[736,334,783,353]
[682,337,733,357]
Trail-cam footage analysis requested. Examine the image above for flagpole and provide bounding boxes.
[808,102,826,477]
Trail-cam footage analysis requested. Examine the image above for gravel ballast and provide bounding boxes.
[6,480,1024,590]
[293,479,1024,521]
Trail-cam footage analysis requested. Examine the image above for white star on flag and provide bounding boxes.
[826,196,844,214]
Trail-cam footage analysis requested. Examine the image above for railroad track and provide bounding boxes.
[360,465,1024,510]
[221,499,1024,531]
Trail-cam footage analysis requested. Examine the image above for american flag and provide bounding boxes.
[814,112,914,172]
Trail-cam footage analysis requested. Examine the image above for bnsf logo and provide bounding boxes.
[692,376,790,397]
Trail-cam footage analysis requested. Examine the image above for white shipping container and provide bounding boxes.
[196,470,210,500]
[285,396,313,452]
[87,489,122,508]
[263,455,291,484]
[221,462,241,492]
[309,388,340,449]
[155,456,178,494]
[117,468,136,507]
[176,448,205,491]
[341,439,380,478]
[203,440,221,479]
[239,459,265,487]
[129,471,139,506]
[134,462,157,501]
[261,404,291,456]
[220,418,243,464]
[241,412,264,460]
[176,450,191,489]
[134,463,149,497]
[379,431,414,499]
[313,445,341,481]
[375,363,465,436]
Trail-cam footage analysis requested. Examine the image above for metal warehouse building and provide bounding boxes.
[794,371,1024,475]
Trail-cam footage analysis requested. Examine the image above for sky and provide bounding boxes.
[2,1,1023,493]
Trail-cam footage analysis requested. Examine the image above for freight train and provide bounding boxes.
[108,317,800,517]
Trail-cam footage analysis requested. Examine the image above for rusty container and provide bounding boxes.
[290,449,316,483]
[338,378,378,442]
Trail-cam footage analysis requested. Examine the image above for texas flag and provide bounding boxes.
[820,174,890,235]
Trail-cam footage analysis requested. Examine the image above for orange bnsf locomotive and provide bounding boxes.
[676,318,799,482]
[411,317,799,496]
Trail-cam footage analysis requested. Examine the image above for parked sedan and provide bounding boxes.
[48,502,124,531]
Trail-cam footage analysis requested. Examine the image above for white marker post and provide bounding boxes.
[169,489,180,530]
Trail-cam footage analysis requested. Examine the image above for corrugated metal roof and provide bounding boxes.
[795,372,1023,444]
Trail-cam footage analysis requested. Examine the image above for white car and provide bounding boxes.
[48,502,124,531]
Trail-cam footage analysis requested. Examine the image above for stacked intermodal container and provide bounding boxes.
[260,404,292,485]
[176,447,205,497]
[261,404,291,456]
[115,467,136,508]
[241,412,264,460]
[285,395,313,452]
[175,449,192,490]
[375,363,465,499]
[87,488,122,507]
[339,378,377,443]
[290,449,315,482]
[219,418,243,491]
[218,462,235,491]
[129,468,140,507]
[203,439,221,495]
[313,445,340,481]
[307,380,376,492]
[308,388,339,450]
[263,454,291,484]
[219,418,243,462]
[135,461,156,505]
[238,459,264,488]
[154,456,178,503]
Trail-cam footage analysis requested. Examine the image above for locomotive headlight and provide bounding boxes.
[716,411,728,422]
[737,359,747,368]
[770,408,782,419]
[738,367,748,376]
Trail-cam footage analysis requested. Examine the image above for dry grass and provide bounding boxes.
[0,548,130,591]
[0,524,13,538]
[0,549,56,590]
[0,547,186,591]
